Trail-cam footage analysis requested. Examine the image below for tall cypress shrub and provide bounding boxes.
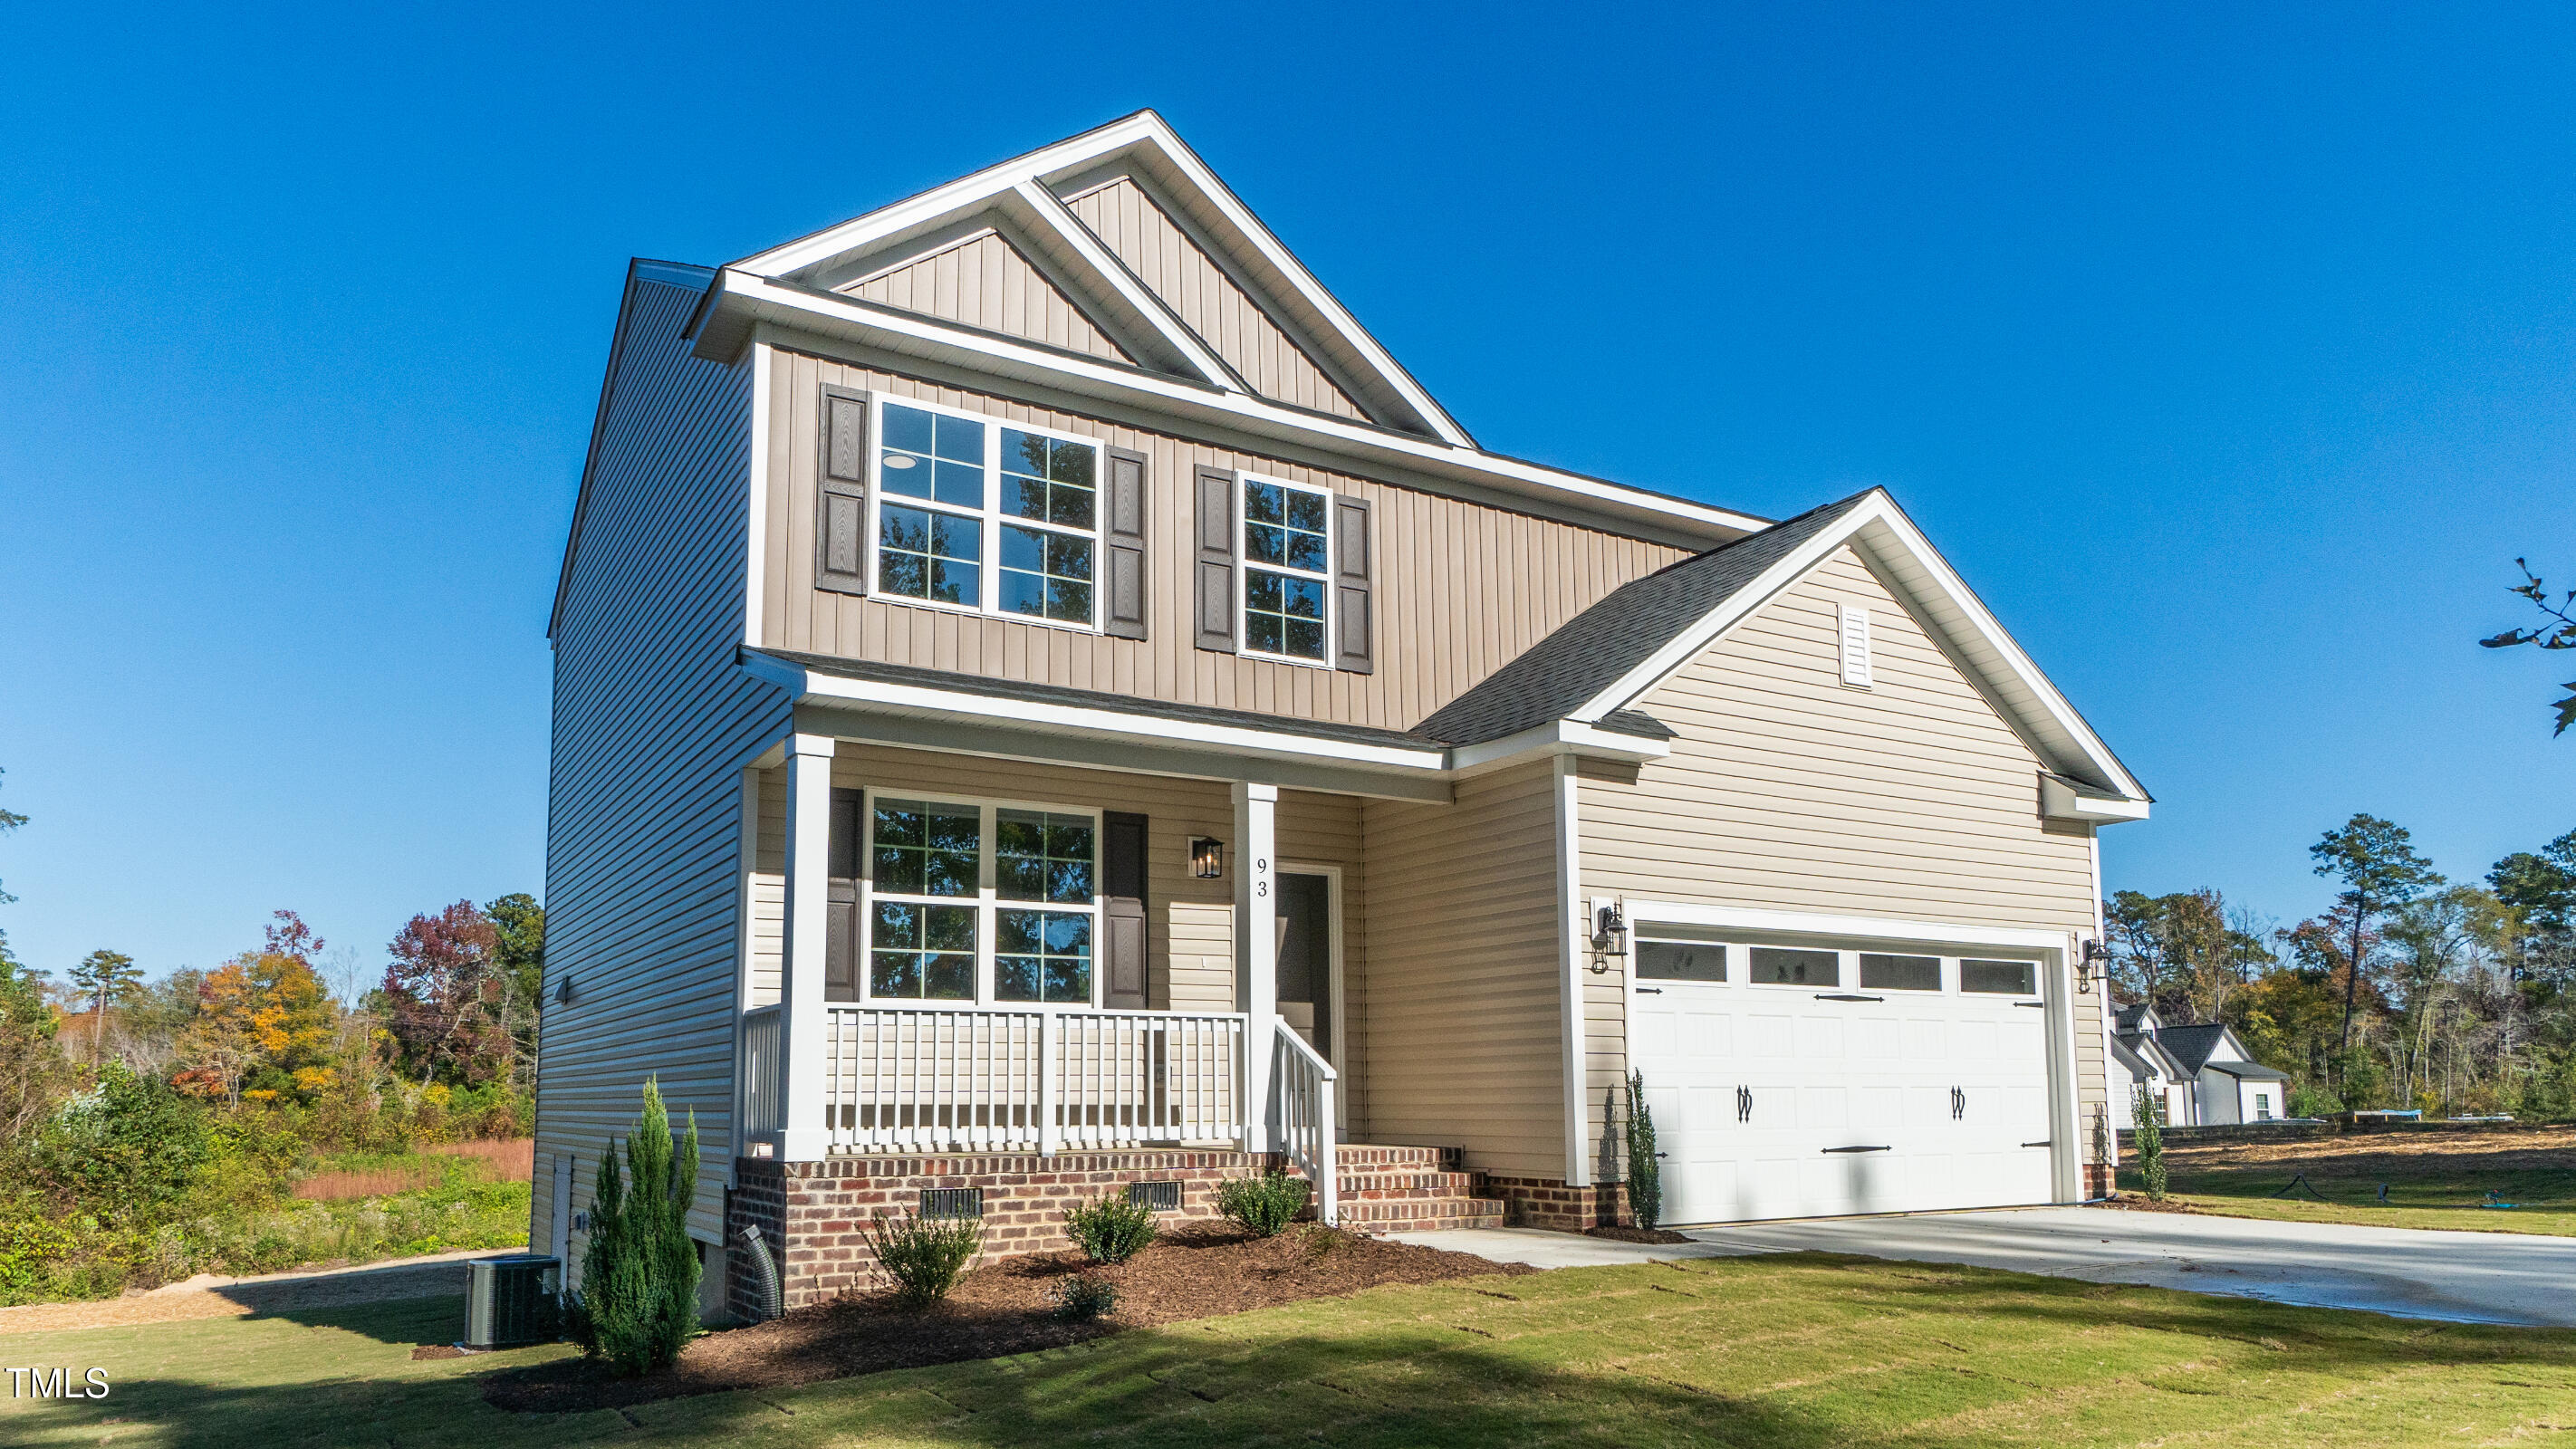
[580,1080,702,1376]
[2130,1085,2167,1201]
[1625,1070,1662,1229]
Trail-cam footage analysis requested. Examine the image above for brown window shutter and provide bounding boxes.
[1332,494,1374,674]
[825,787,862,1001]
[818,386,870,596]
[1193,465,1237,652]
[1101,811,1149,1010]
[1103,446,1149,640]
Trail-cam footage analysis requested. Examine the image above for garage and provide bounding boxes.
[1627,922,2066,1224]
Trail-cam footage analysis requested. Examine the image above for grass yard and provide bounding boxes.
[2123,1124,2576,1236]
[7,1253,2576,1447]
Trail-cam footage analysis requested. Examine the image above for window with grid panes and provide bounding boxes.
[868,800,979,999]
[872,401,1103,626]
[1240,476,1331,661]
[995,810,1095,1003]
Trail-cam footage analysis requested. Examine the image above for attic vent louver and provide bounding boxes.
[1838,604,1873,687]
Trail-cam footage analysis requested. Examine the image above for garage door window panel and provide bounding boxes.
[1859,953,1941,992]
[1750,946,1839,987]
[1961,959,2039,995]
[1638,926,1727,983]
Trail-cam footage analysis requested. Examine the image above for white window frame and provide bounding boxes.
[1236,471,1335,667]
[857,791,1104,1010]
[868,395,1106,634]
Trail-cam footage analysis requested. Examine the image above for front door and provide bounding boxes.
[1275,872,1334,1064]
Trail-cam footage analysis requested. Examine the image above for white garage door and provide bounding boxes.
[1629,931,2057,1224]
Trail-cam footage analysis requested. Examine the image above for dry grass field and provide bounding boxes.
[2126,1124,2576,1234]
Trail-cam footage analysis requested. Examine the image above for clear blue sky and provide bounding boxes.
[4,5,2572,979]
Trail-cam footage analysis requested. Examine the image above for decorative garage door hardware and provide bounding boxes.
[1821,1145,1891,1154]
[2022,1140,2052,1148]
[2014,1001,2047,1009]
[1735,1085,1752,1123]
[1813,993,1884,1003]
[1950,1086,1966,1120]
[1634,986,1663,994]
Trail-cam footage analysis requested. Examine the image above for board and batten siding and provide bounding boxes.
[842,230,1130,365]
[1357,760,1566,1176]
[1063,177,1365,419]
[538,275,789,1263]
[759,349,1689,732]
[1574,547,2110,1128]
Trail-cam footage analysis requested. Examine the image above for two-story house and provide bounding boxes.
[535,111,2151,1319]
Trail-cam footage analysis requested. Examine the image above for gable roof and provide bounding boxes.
[724,110,1466,445]
[2147,1023,2235,1074]
[1418,487,2150,802]
[1419,492,1874,746]
[686,114,1771,549]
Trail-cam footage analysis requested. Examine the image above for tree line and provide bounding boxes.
[2108,812,2576,1118]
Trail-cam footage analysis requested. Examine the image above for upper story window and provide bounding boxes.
[873,399,1101,628]
[1240,475,1331,662]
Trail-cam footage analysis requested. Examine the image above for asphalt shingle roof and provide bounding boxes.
[1415,490,1878,747]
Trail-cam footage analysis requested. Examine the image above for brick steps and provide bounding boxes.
[1329,1144,1501,1236]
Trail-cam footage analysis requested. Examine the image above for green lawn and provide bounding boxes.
[8,1254,2576,1447]
[2124,1150,2576,1237]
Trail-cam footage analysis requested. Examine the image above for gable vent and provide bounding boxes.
[1838,604,1873,687]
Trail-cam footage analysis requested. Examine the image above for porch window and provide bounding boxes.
[873,399,1101,628]
[860,795,1101,1007]
[1240,475,1331,662]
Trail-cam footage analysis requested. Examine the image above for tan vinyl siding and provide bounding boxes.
[844,231,1129,363]
[749,767,785,1008]
[760,349,1688,732]
[1577,548,2110,1119]
[538,278,790,1261]
[820,744,1235,1010]
[1358,760,1564,1176]
[1065,177,1365,418]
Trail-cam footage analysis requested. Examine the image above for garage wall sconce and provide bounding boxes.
[1188,836,1224,879]
[2077,938,2110,993]
[1589,903,1629,974]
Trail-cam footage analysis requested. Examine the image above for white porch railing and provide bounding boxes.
[818,1006,1247,1156]
[1273,1019,1339,1225]
[739,1005,784,1144]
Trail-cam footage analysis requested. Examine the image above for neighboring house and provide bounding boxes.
[533,111,2153,1317]
[2114,1003,2290,1125]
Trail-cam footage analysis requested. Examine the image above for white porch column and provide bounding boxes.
[1234,782,1279,1153]
[779,733,835,1160]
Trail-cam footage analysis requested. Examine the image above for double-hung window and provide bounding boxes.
[1239,475,1331,662]
[864,796,1100,1006]
[874,398,1101,628]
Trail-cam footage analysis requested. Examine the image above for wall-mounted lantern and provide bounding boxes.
[2078,938,2110,994]
[1189,836,1224,879]
[1589,902,1629,974]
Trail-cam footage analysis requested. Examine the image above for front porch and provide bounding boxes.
[718,713,1612,1310]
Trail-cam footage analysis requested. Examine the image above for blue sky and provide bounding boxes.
[3,5,2571,978]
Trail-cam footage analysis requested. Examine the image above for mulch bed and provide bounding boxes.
[2088,1194,2209,1215]
[1586,1225,1697,1244]
[482,1222,1525,1413]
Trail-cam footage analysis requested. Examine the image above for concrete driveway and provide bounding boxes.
[1398,1207,2576,1326]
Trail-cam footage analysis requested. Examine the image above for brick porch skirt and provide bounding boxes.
[2083,1161,2115,1198]
[727,1149,1280,1319]
[1482,1175,1632,1232]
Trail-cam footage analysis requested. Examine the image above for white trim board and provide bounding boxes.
[1568,489,2150,807]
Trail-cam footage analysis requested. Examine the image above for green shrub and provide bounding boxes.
[1216,1168,1310,1237]
[1048,1272,1119,1321]
[579,1080,702,1376]
[0,1214,75,1305]
[1062,1191,1158,1264]
[31,1067,213,1228]
[2130,1086,2168,1200]
[1625,1070,1662,1229]
[865,1209,983,1307]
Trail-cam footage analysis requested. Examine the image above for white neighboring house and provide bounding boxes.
[2113,1003,2291,1126]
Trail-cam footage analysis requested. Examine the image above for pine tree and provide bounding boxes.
[579,1080,702,1376]
[1625,1070,1662,1228]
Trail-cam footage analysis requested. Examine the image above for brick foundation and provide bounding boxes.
[2082,1161,2115,1199]
[727,1149,1275,1316]
[1484,1175,1630,1231]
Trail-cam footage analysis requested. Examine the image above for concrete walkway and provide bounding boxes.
[1396,1207,2576,1327]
